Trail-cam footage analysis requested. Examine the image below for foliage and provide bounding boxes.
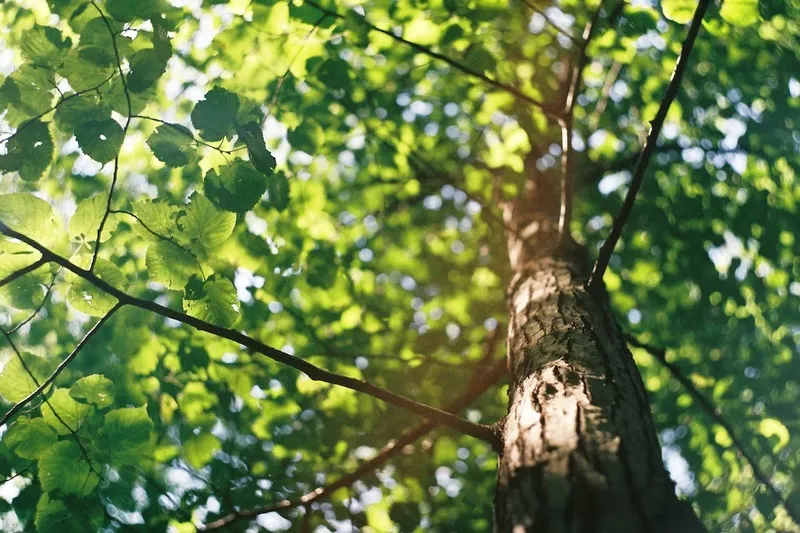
[0,0,798,531]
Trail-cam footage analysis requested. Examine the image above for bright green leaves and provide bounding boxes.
[54,93,112,132]
[146,123,198,167]
[191,87,239,142]
[204,160,267,213]
[758,418,790,452]
[20,25,72,64]
[183,433,221,469]
[0,66,56,125]
[146,241,201,289]
[236,122,276,176]
[181,193,236,253]
[70,375,115,408]
[69,195,118,245]
[132,199,179,240]
[38,440,98,496]
[99,405,153,463]
[0,352,55,403]
[183,275,239,328]
[76,18,117,66]
[74,118,125,163]
[5,418,58,460]
[720,0,760,26]
[41,388,91,435]
[66,258,127,316]
[404,18,441,46]
[0,192,58,243]
[0,120,54,181]
[661,0,699,23]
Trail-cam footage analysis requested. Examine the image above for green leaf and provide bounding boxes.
[5,418,58,460]
[307,244,338,289]
[35,495,104,533]
[759,418,790,452]
[69,195,118,244]
[127,49,169,93]
[0,66,56,125]
[183,432,221,469]
[146,123,198,167]
[57,51,115,92]
[235,122,276,176]
[54,93,112,132]
[20,25,71,64]
[70,374,115,408]
[41,388,92,435]
[0,352,56,403]
[66,258,128,316]
[132,199,179,240]
[404,19,441,46]
[106,0,159,22]
[0,120,54,181]
[182,274,239,328]
[74,119,125,163]
[0,259,48,310]
[76,18,117,66]
[661,0,699,23]
[191,86,239,142]
[145,240,201,289]
[0,193,58,243]
[38,440,98,496]
[720,0,760,25]
[267,171,291,212]
[204,160,267,213]
[99,405,153,463]
[180,193,236,253]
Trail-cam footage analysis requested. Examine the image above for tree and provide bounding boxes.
[0,0,797,531]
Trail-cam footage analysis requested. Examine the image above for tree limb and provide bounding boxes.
[0,222,499,447]
[0,258,47,289]
[301,0,560,120]
[201,357,506,530]
[587,0,709,292]
[626,335,800,527]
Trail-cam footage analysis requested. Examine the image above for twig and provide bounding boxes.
[558,1,605,241]
[301,0,560,121]
[89,1,133,272]
[626,335,800,527]
[0,463,34,485]
[131,115,245,155]
[0,305,121,428]
[587,0,709,292]
[8,266,63,334]
[522,1,582,46]
[0,222,499,447]
[0,329,100,475]
[201,358,506,530]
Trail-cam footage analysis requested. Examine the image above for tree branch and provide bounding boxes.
[0,305,121,429]
[301,0,560,120]
[201,357,506,530]
[587,0,709,292]
[0,222,499,447]
[558,1,604,241]
[626,335,800,527]
[0,258,46,289]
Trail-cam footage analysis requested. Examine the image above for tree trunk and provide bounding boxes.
[494,199,706,533]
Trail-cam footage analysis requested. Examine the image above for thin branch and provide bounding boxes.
[0,305,121,428]
[587,0,709,292]
[0,463,34,485]
[301,0,559,120]
[111,209,205,278]
[7,266,62,334]
[0,259,46,289]
[131,115,245,155]
[201,357,506,530]
[0,222,499,446]
[0,329,100,474]
[522,1,582,46]
[89,1,133,272]
[626,336,800,527]
[558,2,604,241]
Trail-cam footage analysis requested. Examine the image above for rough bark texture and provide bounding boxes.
[494,198,705,533]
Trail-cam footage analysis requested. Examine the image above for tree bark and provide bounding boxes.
[494,198,706,533]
